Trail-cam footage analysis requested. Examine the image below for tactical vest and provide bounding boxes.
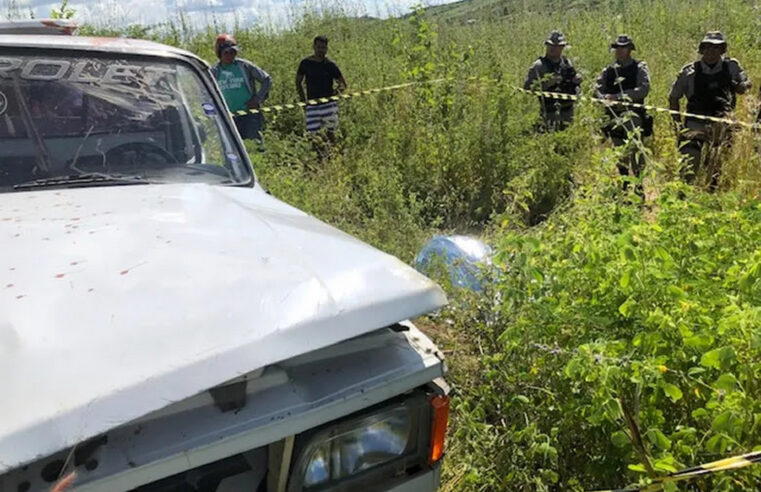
[539,56,577,111]
[602,59,646,120]
[686,60,735,117]
[603,60,640,100]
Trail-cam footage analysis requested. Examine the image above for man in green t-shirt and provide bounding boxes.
[211,34,272,141]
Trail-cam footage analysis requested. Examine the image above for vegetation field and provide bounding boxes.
[74,0,761,489]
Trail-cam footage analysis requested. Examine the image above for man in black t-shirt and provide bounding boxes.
[296,36,347,136]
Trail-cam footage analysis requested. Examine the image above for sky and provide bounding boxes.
[2,0,459,29]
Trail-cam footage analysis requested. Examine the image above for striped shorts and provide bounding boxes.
[305,101,339,133]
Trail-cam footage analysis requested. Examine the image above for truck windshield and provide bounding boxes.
[0,51,251,191]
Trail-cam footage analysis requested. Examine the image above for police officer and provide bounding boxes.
[595,34,651,197]
[524,30,582,130]
[668,31,751,190]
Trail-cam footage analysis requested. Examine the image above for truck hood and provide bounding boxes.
[0,183,446,472]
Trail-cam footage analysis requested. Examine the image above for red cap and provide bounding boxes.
[214,33,238,56]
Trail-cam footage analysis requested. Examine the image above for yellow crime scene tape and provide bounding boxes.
[594,450,761,492]
[232,75,760,131]
[513,86,759,129]
[231,78,448,117]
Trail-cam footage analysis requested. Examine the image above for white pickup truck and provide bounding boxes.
[0,20,449,492]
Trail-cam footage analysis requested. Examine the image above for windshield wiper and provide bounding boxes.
[13,173,153,191]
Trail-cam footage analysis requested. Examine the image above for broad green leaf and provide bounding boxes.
[677,324,694,338]
[711,411,735,432]
[684,335,713,349]
[654,456,679,473]
[628,463,647,473]
[663,481,679,492]
[698,315,714,327]
[646,428,672,450]
[706,434,728,453]
[619,297,636,318]
[654,246,671,261]
[691,408,709,419]
[662,382,683,402]
[687,366,707,376]
[667,285,687,299]
[711,410,744,439]
[714,373,737,391]
[700,347,737,370]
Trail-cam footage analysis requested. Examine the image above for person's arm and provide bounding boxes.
[296,61,306,102]
[668,93,683,129]
[526,61,563,91]
[668,94,683,138]
[336,75,347,94]
[619,61,650,101]
[523,62,539,90]
[729,59,752,95]
[524,60,556,91]
[332,62,347,94]
[668,68,687,125]
[243,61,272,107]
[570,61,582,95]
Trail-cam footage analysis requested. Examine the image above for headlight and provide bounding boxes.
[302,406,412,488]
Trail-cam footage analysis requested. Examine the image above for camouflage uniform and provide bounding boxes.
[524,30,582,131]
[595,35,651,196]
[669,31,751,189]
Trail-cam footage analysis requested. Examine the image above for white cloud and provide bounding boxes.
[1,0,458,28]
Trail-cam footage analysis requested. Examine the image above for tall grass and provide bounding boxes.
[99,0,761,259]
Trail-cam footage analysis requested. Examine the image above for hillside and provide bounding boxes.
[421,0,600,24]
[81,0,761,489]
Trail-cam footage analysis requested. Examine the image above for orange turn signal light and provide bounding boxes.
[428,394,450,465]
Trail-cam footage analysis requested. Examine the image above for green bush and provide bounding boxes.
[445,182,761,490]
